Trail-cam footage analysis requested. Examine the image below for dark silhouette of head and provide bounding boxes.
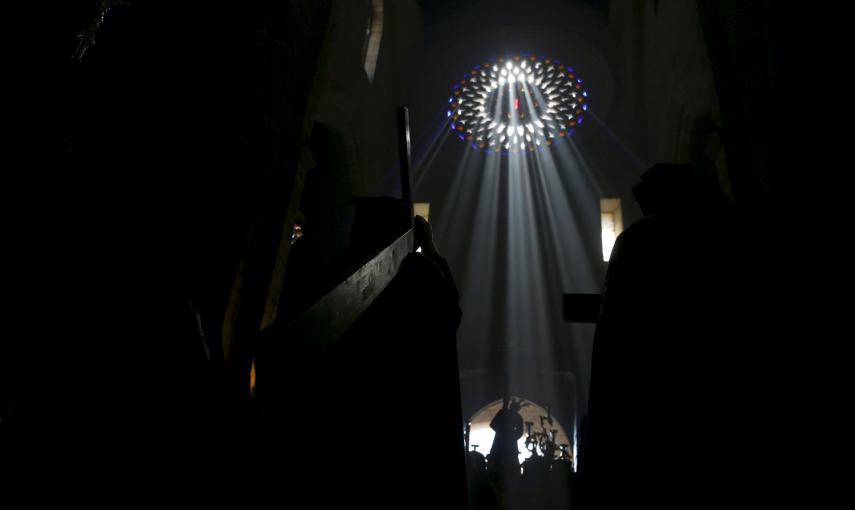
[632,163,696,215]
[632,163,726,216]
[466,450,487,475]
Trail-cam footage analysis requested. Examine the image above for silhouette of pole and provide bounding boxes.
[397,106,414,246]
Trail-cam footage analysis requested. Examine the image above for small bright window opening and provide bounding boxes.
[362,0,384,83]
[600,198,623,262]
[414,202,430,222]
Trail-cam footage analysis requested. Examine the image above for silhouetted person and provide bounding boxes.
[467,450,499,510]
[489,398,524,478]
[326,214,466,509]
[583,163,787,507]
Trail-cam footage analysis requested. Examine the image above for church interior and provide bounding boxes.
[2,0,836,507]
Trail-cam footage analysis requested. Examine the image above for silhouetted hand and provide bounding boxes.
[414,215,437,255]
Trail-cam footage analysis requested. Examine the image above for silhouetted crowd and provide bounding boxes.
[466,398,577,510]
[2,163,799,508]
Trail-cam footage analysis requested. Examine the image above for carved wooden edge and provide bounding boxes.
[262,228,414,350]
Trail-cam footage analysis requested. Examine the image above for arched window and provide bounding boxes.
[467,397,573,469]
[362,0,384,83]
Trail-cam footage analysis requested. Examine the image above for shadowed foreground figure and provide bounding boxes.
[277,214,468,509]
[582,164,791,507]
[344,215,466,507]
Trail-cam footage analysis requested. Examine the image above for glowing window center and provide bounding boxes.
[448,55,588,153]
[484,81,546,128]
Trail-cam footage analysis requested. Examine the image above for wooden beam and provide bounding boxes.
[258,106,415,359]
[262,228,413,350]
